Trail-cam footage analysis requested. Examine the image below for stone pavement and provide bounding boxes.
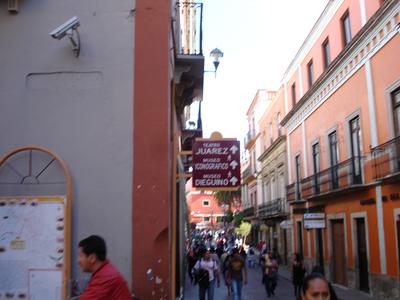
[184,264,373,300]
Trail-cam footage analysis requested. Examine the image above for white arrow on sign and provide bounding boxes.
[228,171,232,177]
[227,154,232,161]
[230,160,238,170]
[229,145,239,154]
[230,176,238,185]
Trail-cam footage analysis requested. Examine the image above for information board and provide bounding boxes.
[304,213,326,229]
[192,139,241,188]
[0,196,66,299]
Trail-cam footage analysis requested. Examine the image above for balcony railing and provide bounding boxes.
[242,206,255,218]
[244,131,257,149]
[258,198,286,218]
[371,136,400,179]
[176,2,203,55]
[287,156,364,202]
[242,165,251,180]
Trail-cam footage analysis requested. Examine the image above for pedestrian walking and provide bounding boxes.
[187,247,198,284]
[193,249,220,300]
[247,246,256,268]
[76,235,131,300]
[264,251,279,297]
[293,253,306,298]
[221,251,233,295]
[227,248,248,300]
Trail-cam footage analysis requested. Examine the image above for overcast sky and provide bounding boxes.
[200,0,329,141]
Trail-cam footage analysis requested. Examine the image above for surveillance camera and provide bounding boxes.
[50,16,80,40]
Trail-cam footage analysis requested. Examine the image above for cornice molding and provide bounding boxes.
[281,0,345,83]
[282,1,400,134]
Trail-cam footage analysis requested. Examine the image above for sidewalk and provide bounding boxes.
[278,266,373,300]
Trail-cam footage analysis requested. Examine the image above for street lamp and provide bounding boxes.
[205,48,224,77]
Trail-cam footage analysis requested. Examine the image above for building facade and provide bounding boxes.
[258,88,292,266]
[186,179,232,231]
[278,0,400,299]
[242,90,276,245]
[0,1,206,299]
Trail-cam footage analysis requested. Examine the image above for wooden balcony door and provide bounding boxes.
[356,218,369,292]
[331,219,346,285]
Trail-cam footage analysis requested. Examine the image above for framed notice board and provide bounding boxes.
[0,196,69,300]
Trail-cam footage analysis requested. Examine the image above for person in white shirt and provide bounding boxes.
[194,249,220,300]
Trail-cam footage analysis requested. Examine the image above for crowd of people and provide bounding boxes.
[187,231,337,300]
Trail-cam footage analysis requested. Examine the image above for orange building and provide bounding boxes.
[275,1,400,299]
[187,188,227,231]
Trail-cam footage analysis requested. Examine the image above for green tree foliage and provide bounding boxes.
[235,222,252,239]
[224,210,234,223]
[233,211,243,226]
[214,189,241,210]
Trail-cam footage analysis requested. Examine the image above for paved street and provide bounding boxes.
[184,265,299,300]
[183,264,373,300]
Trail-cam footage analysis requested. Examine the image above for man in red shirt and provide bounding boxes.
[77,235,132,300]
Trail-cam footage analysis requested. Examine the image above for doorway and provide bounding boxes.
[331,219,346,285]
[316,228,324,274]
[282,228,288,265]
[297,221,303,257]
[355,218,369,292]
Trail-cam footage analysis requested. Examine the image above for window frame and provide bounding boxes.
[202,200,210,207]
[291,83,296,107]
[295,154,301,200]
[322,38,331,70]
[307,59,314,88]
[341,10,352,47]
[392,87,400,137]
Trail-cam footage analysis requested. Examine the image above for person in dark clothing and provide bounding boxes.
[264,251,279,297]
[187,247,198,284]
[293,253,306,298]
[228,248,247,300]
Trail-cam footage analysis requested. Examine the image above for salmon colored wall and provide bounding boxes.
[365,0,383,21]
[287,75,299,110]
[289,0,364,101]
[302,68,371,174]
[288,127,303,182]
[382,183,400,277]
[370,35,400,144]
[259,89,286,152]
[188,193,225,224]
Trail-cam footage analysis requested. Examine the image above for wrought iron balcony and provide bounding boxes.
[244,130,257,149]
[242,164,256,184]
[242,165,251,179]
[176,2,203,55]
[241,206,255,218]
[287,156,365,202]
[371,136,400,180]
[258,198,286,218]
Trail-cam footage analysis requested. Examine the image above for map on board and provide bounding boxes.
[0,196,65,299]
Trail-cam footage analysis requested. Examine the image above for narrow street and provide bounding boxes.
[183,264,373,300]
[184,264,295,300]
